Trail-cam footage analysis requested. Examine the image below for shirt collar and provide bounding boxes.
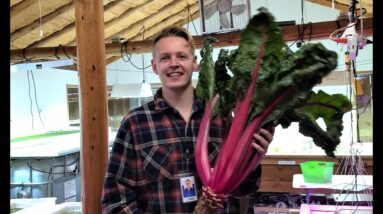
[153,87,203,113]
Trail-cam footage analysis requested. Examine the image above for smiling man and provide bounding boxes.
[100,26,273,214]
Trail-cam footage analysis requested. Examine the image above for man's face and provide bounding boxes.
[151,36,198,92]
[185,179,191,188]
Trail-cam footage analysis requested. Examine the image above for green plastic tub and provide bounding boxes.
[300,161,334,183]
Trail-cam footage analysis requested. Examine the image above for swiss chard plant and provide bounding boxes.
[193,7,352,213]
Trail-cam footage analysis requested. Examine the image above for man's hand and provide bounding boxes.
[251,126,275,158]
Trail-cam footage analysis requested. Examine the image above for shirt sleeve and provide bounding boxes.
[100,119,144,214]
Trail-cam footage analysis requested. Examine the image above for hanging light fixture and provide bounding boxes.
[140,81,153,97]
[139,26,152,97]
[110,67,153,98]
[111,26,152,98]
[111,83,144,98]
[139,49,153,97]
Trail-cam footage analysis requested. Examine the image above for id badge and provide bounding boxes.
[180,175,198,203]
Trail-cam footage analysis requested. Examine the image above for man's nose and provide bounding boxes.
[169,56,180,67]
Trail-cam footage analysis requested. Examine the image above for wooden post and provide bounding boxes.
[74,0,108,213]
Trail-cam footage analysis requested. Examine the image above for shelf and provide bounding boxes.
[292,174,373,191]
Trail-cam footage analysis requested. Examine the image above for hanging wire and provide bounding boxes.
[295,0,312,47]
[61,45,72,59]
[26,69,46,131]
[141,26,146,83]
[331,0,373,204]
[27,158,79,175]
[22,49,35,63]
[288,0,312,48]
[30,69,46,129]
[54,45,72,59]
[359,0,364,37]
[120,26,152,70]
[38,0,43,37]
[186,3,199,36]
[46,167,53,197]
[27,70,35,131]
[120,42,151,70]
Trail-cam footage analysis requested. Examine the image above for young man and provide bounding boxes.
[101,26,274,213]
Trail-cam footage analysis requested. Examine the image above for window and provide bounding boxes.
[66,84,158,131]
[354,73,373,142]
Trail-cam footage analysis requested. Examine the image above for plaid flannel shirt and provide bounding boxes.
[101,88,262,214]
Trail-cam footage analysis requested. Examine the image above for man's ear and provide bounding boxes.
[193,56,200,72]
[151,59,158,75]
[193,64,200,72]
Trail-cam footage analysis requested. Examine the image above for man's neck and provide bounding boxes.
[162,86,194,122]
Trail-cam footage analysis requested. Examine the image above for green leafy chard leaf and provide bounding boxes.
[196,37,218,105]
[227,7,286,101]
[278,90,352,157]
[249,42,339,127]
[196,7,352,157]
[214,49,234,117]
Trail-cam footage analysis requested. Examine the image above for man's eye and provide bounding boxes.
[160,56,169,61]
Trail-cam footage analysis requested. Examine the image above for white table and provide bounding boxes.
[331,193,372,202]
[10,132,117,199]
[292,174,372,203]
[300,204,373,214]
[11,132,117,158]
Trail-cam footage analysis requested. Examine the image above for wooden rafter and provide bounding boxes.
[27,0,137,48]
[10,0,373,67]
[10,17,373,66]
[11,0,73,33]
[105,0,199,42]
[306,0,373,18]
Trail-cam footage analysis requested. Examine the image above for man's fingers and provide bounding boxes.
[264,123,275,135]
[252,141,266,154]
[252,134,268,154]
[251,128,274,154]
[258,128,273,143]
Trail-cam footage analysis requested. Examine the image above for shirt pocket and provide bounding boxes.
[140,143,174,182]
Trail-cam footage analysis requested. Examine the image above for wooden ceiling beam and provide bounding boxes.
[102,11,200,67]
[67,0,193,46]
[65,0,176,45]
[31,11,200,70]
[10,17,373,65]
[65,0,152,46]
[333,0,373,12]
[129,3,199,41]
[10,0,23,7]
[106,55,123,65]
[11,2,74,42]
[28,0,144,48]
[306,0,373,17]
[104,0,199,43]
[11,0,72,33]
[27,0,197,48]
[11,2,75,49]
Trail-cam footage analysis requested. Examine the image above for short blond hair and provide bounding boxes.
[152,26,195,55]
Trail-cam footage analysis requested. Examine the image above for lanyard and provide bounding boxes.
[168,108,195,173]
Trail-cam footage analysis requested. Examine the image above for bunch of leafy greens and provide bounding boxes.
[196,7,352,157]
